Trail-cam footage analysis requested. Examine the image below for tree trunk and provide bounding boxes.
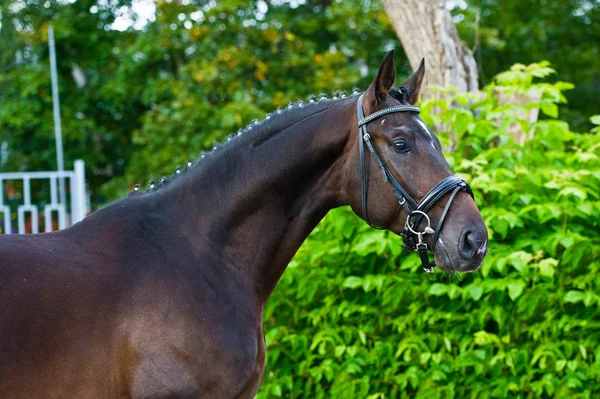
[382,0,478,96]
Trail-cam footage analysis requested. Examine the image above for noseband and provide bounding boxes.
[356,94,473,273]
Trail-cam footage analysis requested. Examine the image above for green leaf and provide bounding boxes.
[556,359,567,372]
[540,102,558,118]
[557,187,587,201]
[271,385,282,397]
[537,258,558,278]
[469,285,484,300]
[343,276,363,289]
[444,337,452,352]
[583,292,595,307]
[429,283,448,296]
[359,330,367,346]
[507,281,525,301]
[564,290,583,303]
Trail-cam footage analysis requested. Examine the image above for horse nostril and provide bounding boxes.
[459,229,478,260]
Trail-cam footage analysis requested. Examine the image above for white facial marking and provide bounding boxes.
[416,119,436,150]
[381,119,385,125]
[477,239,488,255]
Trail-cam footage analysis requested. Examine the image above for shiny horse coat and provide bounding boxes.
[0,51,487,398]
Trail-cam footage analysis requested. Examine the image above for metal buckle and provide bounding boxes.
[416,241,435,274]
[363,133,371,142]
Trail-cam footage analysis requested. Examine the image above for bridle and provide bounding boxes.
[356,94,473,273]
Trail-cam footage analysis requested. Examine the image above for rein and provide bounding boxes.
[356,94,473,273]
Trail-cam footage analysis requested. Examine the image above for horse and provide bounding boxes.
[0,50,487,398]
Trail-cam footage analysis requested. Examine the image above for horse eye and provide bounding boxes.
[393,140,408,152]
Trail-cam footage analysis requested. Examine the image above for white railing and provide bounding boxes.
[0,160,87,234]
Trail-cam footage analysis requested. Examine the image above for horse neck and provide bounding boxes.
[156,99,355,302]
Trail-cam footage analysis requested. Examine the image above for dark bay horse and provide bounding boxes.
[0,51,487,398]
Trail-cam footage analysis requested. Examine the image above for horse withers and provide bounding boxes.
[0,51,487,398]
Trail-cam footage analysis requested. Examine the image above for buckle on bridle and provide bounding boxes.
[405,211,437,273]
[416,241,435,273]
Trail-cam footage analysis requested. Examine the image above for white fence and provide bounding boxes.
[0,160,87,234]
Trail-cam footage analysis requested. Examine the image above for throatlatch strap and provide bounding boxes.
[358,120,372,227]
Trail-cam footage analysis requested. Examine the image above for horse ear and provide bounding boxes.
[363,50,396,114]
[398,58,425,105]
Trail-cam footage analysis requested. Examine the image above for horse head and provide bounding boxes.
[345,51,488,272]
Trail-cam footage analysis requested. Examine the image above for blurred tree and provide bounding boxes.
[382,0,478,95]
[0,0,139,200]
[450,0,600,131]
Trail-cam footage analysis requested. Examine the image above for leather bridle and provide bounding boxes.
[356,94,474,273]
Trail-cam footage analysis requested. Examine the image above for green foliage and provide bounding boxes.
[450,0,600,131]
[0,0,144,198]
[259,66,600,398]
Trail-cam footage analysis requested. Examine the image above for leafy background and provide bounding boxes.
[2,0,600,397]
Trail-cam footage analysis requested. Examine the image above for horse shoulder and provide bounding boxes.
[119,254,265,398]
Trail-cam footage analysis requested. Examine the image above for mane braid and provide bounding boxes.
[129,89,363,196]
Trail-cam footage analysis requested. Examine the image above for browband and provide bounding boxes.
[358,105,421,127]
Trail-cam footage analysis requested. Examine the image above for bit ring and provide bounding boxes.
[405,210,432,236]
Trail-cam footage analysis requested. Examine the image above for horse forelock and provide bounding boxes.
[388,87,411,105]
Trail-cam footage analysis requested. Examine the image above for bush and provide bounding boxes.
[258,63,600,398]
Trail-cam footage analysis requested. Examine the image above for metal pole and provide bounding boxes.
[48,25,67,225]
[73,160,87,223]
